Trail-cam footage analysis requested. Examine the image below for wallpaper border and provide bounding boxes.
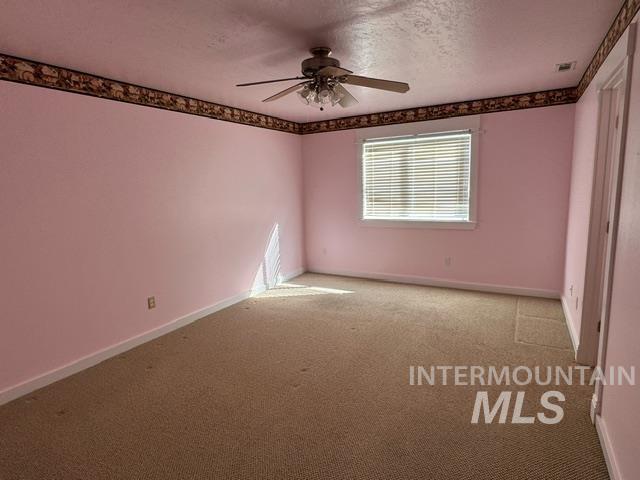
[1,1,639,135]
[300,88,577,134]
[576,0,640,97]
[0,53,301,134]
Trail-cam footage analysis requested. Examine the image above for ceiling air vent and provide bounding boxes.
[555,61,576,72]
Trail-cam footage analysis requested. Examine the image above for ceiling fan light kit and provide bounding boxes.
[236,47,410,111]
[298,80,345,110]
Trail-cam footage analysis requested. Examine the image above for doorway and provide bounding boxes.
[581,28,635,421]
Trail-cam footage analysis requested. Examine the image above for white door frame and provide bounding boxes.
[587,25,636,420]
[577,23,636,368]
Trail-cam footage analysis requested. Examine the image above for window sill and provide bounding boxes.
[359,219,477,230]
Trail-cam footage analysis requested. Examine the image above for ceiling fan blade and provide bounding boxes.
[317,66,353,77]
[263,81,310,102]
[236,77,306,87]
[342,75,410,93]
[333,83,359,108]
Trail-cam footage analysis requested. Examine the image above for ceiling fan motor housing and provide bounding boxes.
[302,47,340,77]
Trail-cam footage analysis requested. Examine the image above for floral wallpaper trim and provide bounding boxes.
[0,52,577,136]
[576,0,640,97]
[0,53,301,134]
[5,0,640,141]
[1,3,638,135]
[300,88,578,134]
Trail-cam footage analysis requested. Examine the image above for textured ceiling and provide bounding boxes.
[0,0,623,122]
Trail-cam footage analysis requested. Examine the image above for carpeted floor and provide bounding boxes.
[0,273,609,479]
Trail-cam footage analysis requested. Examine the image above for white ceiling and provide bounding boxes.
[0,0,623,122]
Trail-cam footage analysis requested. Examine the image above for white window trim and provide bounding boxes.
[356,115,480,230]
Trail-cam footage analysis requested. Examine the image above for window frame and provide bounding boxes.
[357,115,480,230]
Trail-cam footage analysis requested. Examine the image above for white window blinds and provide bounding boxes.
[362,131,472,222]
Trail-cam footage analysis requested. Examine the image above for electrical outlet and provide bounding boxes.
[147,296,156,309]
[569,285,574,296]
[575,296,579,311]
[444,257,452,267]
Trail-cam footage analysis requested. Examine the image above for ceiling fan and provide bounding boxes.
[236,47,410,111]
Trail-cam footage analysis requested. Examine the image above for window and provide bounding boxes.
[361,130,476,227]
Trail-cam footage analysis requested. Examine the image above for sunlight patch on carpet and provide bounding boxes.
[255,282,353,298]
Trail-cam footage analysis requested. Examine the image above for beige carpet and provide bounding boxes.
[0,273,609,479]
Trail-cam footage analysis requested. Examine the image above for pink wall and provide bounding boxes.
[599,21,640,479]
[0,81,304,393]
[562,83,599,342]
[302,105,575,293]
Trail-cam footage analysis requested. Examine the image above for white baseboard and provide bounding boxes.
[0,268,305,406]
[596,415,622,480]
[560,295,580,358]
[281,268,305,282]
[308,267,560,299]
